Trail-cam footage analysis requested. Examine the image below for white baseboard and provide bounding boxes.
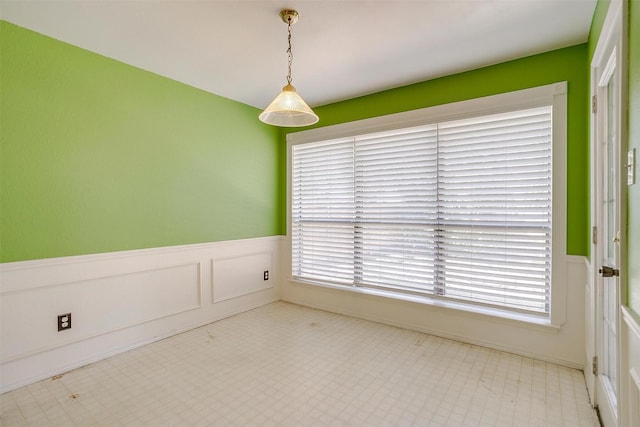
[0,236,283,393]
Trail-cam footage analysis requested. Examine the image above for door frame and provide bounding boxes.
[588,0,629,426]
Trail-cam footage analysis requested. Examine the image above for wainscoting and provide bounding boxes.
[621,306,640,426]
[0,236,282,393]
[0,243,592,393]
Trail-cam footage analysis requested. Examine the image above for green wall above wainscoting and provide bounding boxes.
[1,19,591,263]
[288,44,590,256]
[0,21,283,262]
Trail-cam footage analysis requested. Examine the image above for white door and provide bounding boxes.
[594,56,621,426]
[590,1,625,425]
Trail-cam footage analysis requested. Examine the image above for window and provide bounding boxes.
[288,83,567,324]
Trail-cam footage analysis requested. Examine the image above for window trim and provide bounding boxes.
[286,82,568,327]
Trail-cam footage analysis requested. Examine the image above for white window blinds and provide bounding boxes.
[436,107,552,313]
[291,106,552,315]
[292,139,355,284]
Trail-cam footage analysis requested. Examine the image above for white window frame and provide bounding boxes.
[286,82,567,327]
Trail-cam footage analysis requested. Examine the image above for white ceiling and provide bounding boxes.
[1,0,597,109]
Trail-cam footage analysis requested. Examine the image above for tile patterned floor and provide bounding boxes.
[1,301,598,426]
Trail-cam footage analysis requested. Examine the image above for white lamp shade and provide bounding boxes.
[259,84,319,127]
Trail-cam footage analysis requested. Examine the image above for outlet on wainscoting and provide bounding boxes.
[58,313,71,331]
[263,270,269,281]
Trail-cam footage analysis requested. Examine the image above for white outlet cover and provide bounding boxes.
[629,148,636,186]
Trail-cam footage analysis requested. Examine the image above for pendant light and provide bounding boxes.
[259,9,319,127]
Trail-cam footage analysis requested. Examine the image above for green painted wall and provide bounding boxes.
[588,0,612,59]
[0,19,595,263]
[627,0,640,314]
[0,21,283,262]
[289,45,590,256]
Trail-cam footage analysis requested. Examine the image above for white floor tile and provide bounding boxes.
[1,302,598,426]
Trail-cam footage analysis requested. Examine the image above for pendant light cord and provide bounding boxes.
[286,17,293,85]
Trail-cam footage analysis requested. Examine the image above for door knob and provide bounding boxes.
[599,266,619,277]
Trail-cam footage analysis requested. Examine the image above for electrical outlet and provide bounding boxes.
[263,270,269,281]
[628,148,636,186]
[58,313,71,331]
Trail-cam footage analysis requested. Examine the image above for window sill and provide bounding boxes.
[287,277,561,334]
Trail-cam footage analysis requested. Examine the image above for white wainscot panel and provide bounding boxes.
[621,306,640,427]
[629,368,640,427]
[212,252,272,303]
[1,263,201,362]
[0,236,283,393]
